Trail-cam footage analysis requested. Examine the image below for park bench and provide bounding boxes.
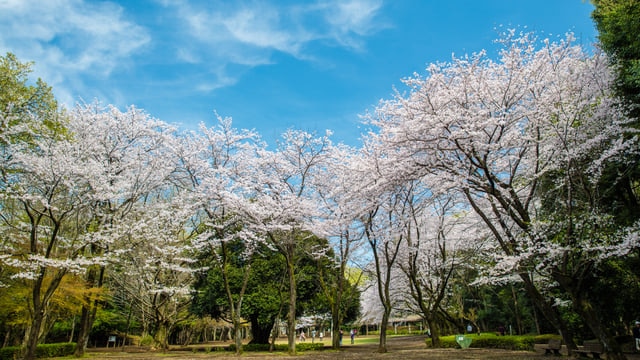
[541,338,562,356]
[574,340,604,359]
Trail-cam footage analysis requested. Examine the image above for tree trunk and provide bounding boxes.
[3,326,11,348]
[378,311,389,353]
[24,267,67,360]
[153,321,169,351]
[427,317,441,347]
[269,318,279,352]
[121,304,133,350]
[332,310,341,348]
[248,314,274,344]
[232,315,243,355]
[23,310,45,360]
[330,270,345,349]
[74,306,92,356]
[572,292,627,360]
[286,245,296,355]
[75,265,105,357]
[511,285,523,335]
[518,273,577,353]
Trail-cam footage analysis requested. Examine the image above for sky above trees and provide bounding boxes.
[0,0,597,145]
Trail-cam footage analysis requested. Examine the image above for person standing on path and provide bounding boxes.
[633,321,640,352]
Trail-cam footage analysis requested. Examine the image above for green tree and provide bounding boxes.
[592,0,640,117]
[191,234,358,346]
[591,4,640,354]
[591,0,640,227]
[0,52,63,145]
[191,240,285,346]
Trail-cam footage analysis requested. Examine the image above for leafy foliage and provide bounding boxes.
[592,0,640,116]
[0,342,75,359]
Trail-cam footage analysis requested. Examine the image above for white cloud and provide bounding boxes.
[165,0,384,62]
[222,8,304,53]
[0,0,385,108]
[151,0,385,93]
[0,0,149,105]
[327,0,384,36]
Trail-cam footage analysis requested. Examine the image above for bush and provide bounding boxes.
[296,342,324,351]
[35,343,76,358]
[0,346,20,360]
[426,334,535,351]
[531,334,562,344]
[0,343,76,360]
[139,334,154,346]
[472,335,534,351]
[425,336,459,349]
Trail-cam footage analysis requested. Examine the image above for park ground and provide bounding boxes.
[61,335,640,359]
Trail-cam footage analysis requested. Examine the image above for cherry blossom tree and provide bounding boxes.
[367,31,638,359]
[312,143,367,349]
[397,191,487,347]
[238,130,332,355]
[1,113,95,360]
[0,99,189,359]
[109,195,198,350]
[356,137,415,353]
[68,103,183,356]
[179,116,264,354]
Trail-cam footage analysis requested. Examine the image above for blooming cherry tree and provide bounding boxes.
[178,115,265,354]
[367,32,637,358]
[238,130,332,354]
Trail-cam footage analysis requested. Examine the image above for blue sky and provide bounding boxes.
[0,0,597,146]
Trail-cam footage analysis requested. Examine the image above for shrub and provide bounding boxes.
[532,334,562,344]
[0,343,76,360]
[139,334,154,346]
[471,335,534,350]
[426,334,535,351]
[425,336,459,349]
[0,346,20,360]
[35,343,76,358]
[296,342,324,351]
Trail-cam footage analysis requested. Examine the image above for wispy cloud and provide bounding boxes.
[0,0,384,108]
[0,0,149,104]
[157,0,385,92]
[164,0,384,63]
[324,0,384,46]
